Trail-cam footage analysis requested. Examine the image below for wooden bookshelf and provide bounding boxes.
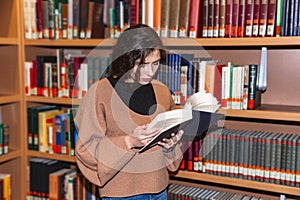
[27,150,76,163]
[173,171,300,197]
[0,0,298,199]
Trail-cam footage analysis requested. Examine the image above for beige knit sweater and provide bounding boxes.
[75,78,183,198]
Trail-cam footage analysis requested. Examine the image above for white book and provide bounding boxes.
[139,109,193,153]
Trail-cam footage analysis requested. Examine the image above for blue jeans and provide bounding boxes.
[102,189,167,200]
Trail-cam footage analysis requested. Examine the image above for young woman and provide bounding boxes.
[75,24,184,199]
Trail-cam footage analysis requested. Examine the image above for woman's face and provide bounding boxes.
[130,49,161,85]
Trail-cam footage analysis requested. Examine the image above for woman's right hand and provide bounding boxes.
[125,124,160,150]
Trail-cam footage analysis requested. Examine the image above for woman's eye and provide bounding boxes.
[152,62,160,66]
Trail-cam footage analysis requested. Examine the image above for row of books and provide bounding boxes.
[28,158,100,200]
[23,0,300,40]
[24,0,107,39]
[167,183,260,200]
[24,50,264,110]
[0,107,9,156]
[0,173,11,200]
[24,49,111,99]
[27,105,78,156]
[180,129,300,187]
[0,124,9,156]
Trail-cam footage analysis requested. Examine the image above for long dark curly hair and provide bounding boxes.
[109,24,166,81]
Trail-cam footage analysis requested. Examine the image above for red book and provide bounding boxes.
[258,0,268,37]
[238,0,246,37]
[189,0,201,38]
[225,0,233,37]
[36,0,43,38]
[266,0,276,36]
[129,0,138,25]
[231,0,240,37]
[245,0,254,36]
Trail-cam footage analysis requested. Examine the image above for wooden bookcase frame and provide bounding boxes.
[0,0,299,199]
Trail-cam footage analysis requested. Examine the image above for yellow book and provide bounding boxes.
[38,109,64,153]
[0,173,11,200]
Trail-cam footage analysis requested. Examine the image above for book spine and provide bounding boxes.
[219,0,226,37]
[231,0,240,37]
[247,64,258,110]
[245,0,254,36]
[225,0,233,37]
[266,0,276,36]
[238,0,246,37]
[258,0,268,37]
[252,0,260,37]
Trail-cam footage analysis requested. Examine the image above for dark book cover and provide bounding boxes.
[245,0,254,36]
[202,0,209,37]
[130,0,138,25]
[231,0,240,37]
[207,0,215,37]
[178,0,191,38]
[213,0,220,37]
[60,2,68,39]
[160,0,170,37]
[92,1,105,38]
[80,0,89,38]
[42,0,49,38]
[252,0,260,37]
[247,64,258,110]
[36,0,43,39]
[73,0,81,38]
[266,0,277,36]
[219,0,226,37]
[36,56,57,96]
[258,0,268,37]
[238,0,246,37]
[168,0,180,38]
[225,0,233,37]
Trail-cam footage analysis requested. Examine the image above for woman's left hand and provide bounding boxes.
[158,130,184,151]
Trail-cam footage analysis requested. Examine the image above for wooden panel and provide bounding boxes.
[0,0,17,37]
[0,46,19,94]
[0,158,22,200]
[1,103,21,149]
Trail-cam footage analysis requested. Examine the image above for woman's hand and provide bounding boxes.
[125,124,160,150]
[158,130,184,152]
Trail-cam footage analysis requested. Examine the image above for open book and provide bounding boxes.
[138,109,193,153]
[139,92,223,153]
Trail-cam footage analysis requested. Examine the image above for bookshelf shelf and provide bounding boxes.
[174,171,300,197]
[0,37,18,45]
[0,149,21,164]
[24,37,300,47]
[24,38,116,47]
[224,105,300,122]
[27,150,76,163]
[0,94,20,104]
[25,96,81,106]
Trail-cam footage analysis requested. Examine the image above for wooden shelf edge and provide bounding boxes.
[222,105,300,122]
[0,37,18,45]
[0,94,21,104]
[27,150,76,163]
[24,38,116,47]
[174,171,300,196]
[0,150,21,163]
[25,96,81,105]
[24,37,300,47]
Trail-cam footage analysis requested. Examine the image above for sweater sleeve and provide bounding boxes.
[74,82,136,187]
